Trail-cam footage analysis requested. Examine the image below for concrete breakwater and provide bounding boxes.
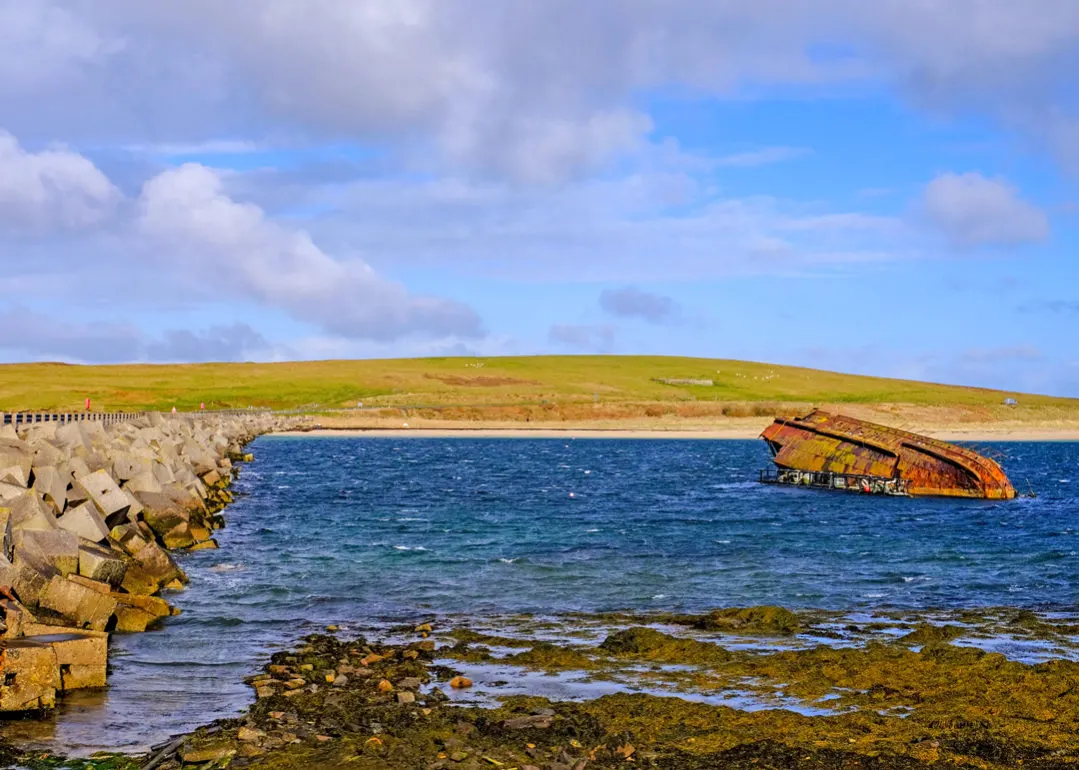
[0,411,300,714]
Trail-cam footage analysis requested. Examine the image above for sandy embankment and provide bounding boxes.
[271,401,1079,442]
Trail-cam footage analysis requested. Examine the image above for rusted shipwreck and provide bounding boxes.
[759,410,1016,499]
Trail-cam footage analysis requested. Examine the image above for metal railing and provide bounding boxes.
[2,408,272,427]
[2,411,145,426]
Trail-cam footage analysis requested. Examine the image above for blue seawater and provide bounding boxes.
[6,437,1077,753]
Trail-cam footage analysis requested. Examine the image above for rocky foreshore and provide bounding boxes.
[10,605,1079,769]
[0,411,300,715]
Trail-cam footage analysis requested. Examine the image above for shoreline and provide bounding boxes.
[277,426,1079,441]
[35,605,1079,769]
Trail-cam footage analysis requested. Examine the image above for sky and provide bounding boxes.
[1,1,1078,395]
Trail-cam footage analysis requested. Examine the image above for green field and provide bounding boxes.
[0,356,1070,414]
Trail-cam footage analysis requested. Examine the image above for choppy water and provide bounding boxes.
[3,437,1077,754]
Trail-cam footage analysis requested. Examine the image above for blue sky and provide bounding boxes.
[1,1,1077,395]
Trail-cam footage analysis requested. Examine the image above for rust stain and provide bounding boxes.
[761,410,1016,499]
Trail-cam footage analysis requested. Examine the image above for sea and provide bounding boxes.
[3,436,1077,754]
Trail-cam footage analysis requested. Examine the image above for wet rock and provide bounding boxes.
[501,715,554,730]
[450,676,473,689]
[179,741,235,764]
[599,627,731,663]
[693,605,802,635]
[898,623,966,645]
[238,725,266,742]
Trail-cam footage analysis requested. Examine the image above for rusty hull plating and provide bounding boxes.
[760,410,1016,499]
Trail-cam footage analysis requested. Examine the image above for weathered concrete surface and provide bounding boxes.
[38,575,118,631]
[0,638,59,710]
[0,411,300,713]
[57,501,110,543]
[78,541,128,586]
[79,469,131,527]
[30,632,108,691]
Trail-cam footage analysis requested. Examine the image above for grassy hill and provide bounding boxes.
[0,356,1070,415]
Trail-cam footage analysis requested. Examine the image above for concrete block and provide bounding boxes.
[13,529,79,577]
[25,631,107,691]
[122,489,143,522]
[31,441,65,469]
[78,470,130,526]
[67,456,91,482]
[66,480,89,509]
[1,594,32,639]
[161,522,195,550]
[108,524,151,557]
[112,591,170,618]
[38,576,117,632]
[125,471,162,495]
[0,639,59,711]
[151,461,175,486]
[31,466,66,515]
[121,541,183,595]
[141,498,191,539]
[113,451,152,482]
[0,439,32,481]
[22,424,57,444]
[65,574,110,594]
[61,663,107,690]
[55,423,90,453]
[0,483,26,502]
[113,606,160,633]
[78,543,127,587]
[7,491,57,533]
[0,466,28,487]
[0,507,10,559]
[57,503,109,544]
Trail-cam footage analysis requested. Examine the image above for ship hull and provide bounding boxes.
[760,411,1016,500]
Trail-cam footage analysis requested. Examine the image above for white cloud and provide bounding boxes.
[0,131,120,230]
[921,172,1049,246]
[136,163,483,341]
[2,2,1078,178]
[0,308,280,363]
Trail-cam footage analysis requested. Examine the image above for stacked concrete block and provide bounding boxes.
[0,411,299,713]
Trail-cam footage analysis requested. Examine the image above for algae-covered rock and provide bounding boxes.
[898,623,967,645]
[694,605,802,634]
[599,627,731,663]
[507,642,595,670]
